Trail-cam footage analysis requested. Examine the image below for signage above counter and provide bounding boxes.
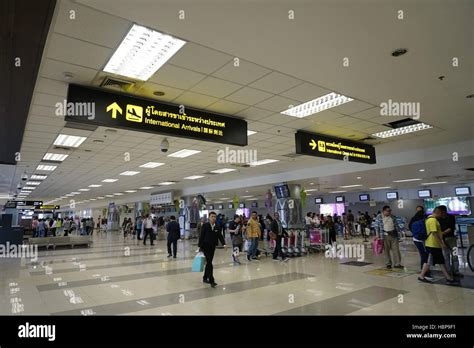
[65,84,248,146]
[295,130,376,164]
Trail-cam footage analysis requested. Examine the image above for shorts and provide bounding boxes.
[426,247,445,265]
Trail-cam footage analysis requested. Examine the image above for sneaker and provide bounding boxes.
[418,277,433,283]
[281,257,290,262]
[210,282,218,288]
[246,255,251,261]
[453,272,464,278]
[424,276,434,281]
[386,265,392,269]
[167,254,172,258]
[393,265,404,269]
[203,279,210,284]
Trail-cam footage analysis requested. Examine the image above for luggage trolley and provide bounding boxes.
[308,227,329,253]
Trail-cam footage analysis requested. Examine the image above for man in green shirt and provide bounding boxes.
[418,206,459,284]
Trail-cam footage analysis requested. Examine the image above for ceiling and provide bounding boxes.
[3,0,473,207]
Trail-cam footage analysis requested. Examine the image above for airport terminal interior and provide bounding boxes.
[1,0,473,317]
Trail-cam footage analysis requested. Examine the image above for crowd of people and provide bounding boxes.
[31,216,96,237]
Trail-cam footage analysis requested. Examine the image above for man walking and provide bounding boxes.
[143,214,154,246]
[271,212,289,262]
[199,212,226,288]
[374,205,404,269]
[246,211,262,261]
[166,216,181,258]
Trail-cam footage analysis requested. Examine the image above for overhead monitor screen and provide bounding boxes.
[424,197,471,215]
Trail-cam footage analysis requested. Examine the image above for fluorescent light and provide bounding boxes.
[53,134,87,148]
[419,169,425,172]
[105,195,114,197]
[422,181,448,185]
[159,182,175,185]
[97,197,105,199]
[125,190,137,193]
[114,193,124,196]
[30,175,47,180]
[21,187,36,190]
[370,186,392,190]
[247,130,257,136]
[281,92,353,118]
[340,184,363,188]
[25,181,41,186]
[356,177,362,180]
[184,175,205,180]
[42,153,69,162]
[248,159,279,166]
[36,164,57,171]
[78,189,90,191]
[220,197,230,200]
[120,171,140,176]
[71,192,80,195]
[168,149,201,158]
[88,184,102,188]
[65,194,74,197]
[139,186,153,190]
[90,199,97,201]
[140,162,165,168]
[329,190,347,193]
[393,178,422,183]
[103,24,186,81]
[241,195,253,198]
[210,168,236,174]
[102,179,118,183]
[305,189,318,192]
[372,123,433,138]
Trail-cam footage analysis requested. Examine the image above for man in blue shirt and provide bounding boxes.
[374,206,405,269]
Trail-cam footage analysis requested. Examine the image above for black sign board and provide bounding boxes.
[315,197,323,204]
[295,131,376,164]
[66,84,248,146]
[218,204,224,210]
[6,201,43,208]
[208,205,214,210]
[228,203,234,209]
[335,196,345,203]
[251,202,258,208]
[37,205,60,210]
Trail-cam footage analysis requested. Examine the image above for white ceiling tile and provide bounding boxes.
[35,78,68,97]
[190,76,242,98]
[40,58,98,84]
[255,95,299,112]
[167,42,233,74]
[258,113,294,126]
[53,0,131,49]
[280,82,331,102]
[212,59,272,85]
[331,99,375,115]
[224,87,273,105]
[306,110,344,123]
[46,33,112,70]
[149,64,205,90]
[205,100,248,115]
[235,106,274,121]
[136,82,184,102]
[173,91,219,109]
[352,107,382,120]
[32,93,65,109]
[249,72,303,94]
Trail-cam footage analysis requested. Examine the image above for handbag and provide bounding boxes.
[192,252,205,272]
[372,238,384,256]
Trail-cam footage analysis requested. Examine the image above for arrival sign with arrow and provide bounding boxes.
[295,130,376,164]
[65,84,248,146]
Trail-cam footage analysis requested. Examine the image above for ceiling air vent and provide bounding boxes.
[385,118,419,129]
[100,76,135,90]
[53,146,71,151]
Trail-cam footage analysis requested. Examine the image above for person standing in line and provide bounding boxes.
[50,218,57,237]
[62,218,71,236]
[166,216,181,258]
[198,212,226,288]
[326,215,337,245]
[271,212,289,262]
[408,206,434,279]
[37,219,46,238]
[438,205,462,278]
[135,216,142,240]
[246,211,262,261]
[342,213,349,240]
[374,206,404,269]
[143,214,154,246]
[418,207,459,284]
[31,217,39,238]
[347,210,355,236]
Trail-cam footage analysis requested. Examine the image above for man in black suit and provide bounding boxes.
[198,211,226,288]
[271,212,289,262]
[166,216,181,258]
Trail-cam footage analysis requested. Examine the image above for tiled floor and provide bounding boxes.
[1,231,472,315]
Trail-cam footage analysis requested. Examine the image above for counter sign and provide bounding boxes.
[295,130,376,164]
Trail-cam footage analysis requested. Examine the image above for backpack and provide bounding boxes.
[411,219,427,240]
